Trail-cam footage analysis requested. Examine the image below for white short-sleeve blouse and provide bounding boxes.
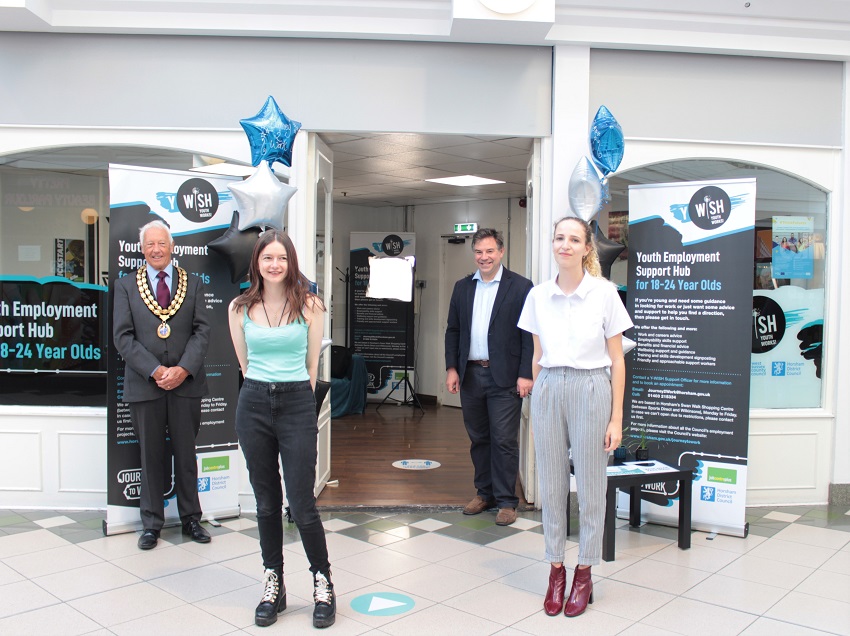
[518,273,633,369]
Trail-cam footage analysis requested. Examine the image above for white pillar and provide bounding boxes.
[830,63,850,496]
[536,45,591,283]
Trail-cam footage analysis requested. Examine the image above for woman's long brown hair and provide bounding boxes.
[230,230,325,323]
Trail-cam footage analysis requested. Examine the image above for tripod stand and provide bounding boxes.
[377,278,423,413]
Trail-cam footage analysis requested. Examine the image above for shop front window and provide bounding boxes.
[606,159,828,409]
[0,146,200,406]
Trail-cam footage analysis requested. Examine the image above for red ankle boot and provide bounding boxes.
[564,565,593,617]
[543,564,567,615]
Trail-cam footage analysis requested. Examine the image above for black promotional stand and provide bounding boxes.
[376,273,423,413]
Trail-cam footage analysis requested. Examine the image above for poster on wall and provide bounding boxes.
[771,216,814,280]
[54,238,85,282]
[625,178,756,537]
[349,232,415,401]
[105,164,242,534]
[751,286,822,408]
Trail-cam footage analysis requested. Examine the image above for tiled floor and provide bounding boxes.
[0,504,849,635]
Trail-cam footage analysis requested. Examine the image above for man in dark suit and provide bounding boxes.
[113,220,212,550]
[445,228,534,526]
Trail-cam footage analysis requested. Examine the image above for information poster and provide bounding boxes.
[349,232,415,401]
[771,216,814,279]
[106,165,242,534]
[625,179,756,537]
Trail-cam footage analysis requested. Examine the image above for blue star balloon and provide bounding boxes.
[589,105,624,176]
[240,96,302,168]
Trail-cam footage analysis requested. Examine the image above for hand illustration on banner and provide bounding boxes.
[228,162,297,231]
[207,211,262,283]
[590,220,625,279]
[568,157,603,222]
[239,95,302,168]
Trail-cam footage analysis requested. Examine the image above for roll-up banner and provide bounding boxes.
[349,232,416,401]
[624,178,756,537]
[106,164,241,534]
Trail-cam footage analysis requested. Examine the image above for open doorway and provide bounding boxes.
[314,132,536,507]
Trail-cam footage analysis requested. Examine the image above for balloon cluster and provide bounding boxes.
[569,105,626,279]
[569,105,624,222]
[207,96,301,283]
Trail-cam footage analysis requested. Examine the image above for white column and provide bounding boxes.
[536,45,591,283]
[830,63,850,496]
[288,131,316,280]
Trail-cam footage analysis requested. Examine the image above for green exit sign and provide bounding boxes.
[454,223,478,234]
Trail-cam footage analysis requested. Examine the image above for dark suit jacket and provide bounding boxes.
[445,267,534,388]
[112,267,211,403]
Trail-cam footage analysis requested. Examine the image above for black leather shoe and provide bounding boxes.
[137,529,159,550]
[182,520,211,543]
[312,570,336,628]
[255,567,286,627]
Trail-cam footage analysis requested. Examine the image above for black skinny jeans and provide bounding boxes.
[236,379,330,574]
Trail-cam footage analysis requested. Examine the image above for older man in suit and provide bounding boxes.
[113,220,212,550]
[445,228,534,526]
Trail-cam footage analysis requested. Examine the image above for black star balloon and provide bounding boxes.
[207,211,262,284]
[591,220,626,280]
[239,95,302,168]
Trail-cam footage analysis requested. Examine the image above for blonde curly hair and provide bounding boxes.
[553,216,601,277]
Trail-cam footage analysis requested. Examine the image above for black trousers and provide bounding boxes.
[130,393,202,531]
[236,379,330,574]
[460,364,522,508]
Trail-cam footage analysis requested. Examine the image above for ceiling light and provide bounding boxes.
[426,175,505,187]
[81,208,99,225]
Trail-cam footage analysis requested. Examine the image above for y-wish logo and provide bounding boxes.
[701,486,716,502]
[197,477,211,493]
[176,178,219,223]
[772,361,786,376]
[752,295,785,354]
[380,234,404,256]
[688,186,731,230]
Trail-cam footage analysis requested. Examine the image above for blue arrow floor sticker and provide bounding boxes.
[350,592,415,616]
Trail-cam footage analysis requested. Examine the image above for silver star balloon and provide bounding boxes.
[228,162,297,231]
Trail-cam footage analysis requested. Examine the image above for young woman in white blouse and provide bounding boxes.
[518,216,632,618]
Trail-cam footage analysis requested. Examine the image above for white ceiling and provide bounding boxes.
[319,132,532,208]
[0,134,533,209]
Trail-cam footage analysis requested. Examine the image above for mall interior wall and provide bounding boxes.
[585,49,848,505]
[0,33,552,137]
[1,32,848,507]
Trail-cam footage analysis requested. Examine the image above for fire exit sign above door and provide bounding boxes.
[454,223,478,234]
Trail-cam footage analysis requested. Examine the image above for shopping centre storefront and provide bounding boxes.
[0,31,848,511]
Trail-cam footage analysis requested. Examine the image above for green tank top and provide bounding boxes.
[243,310,309,382]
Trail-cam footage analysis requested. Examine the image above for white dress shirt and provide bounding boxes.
[518,273,632,369]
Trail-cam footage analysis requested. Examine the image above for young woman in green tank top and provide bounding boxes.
[228,230,335,629]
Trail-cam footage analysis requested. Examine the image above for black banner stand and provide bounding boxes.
[377,275,423,413]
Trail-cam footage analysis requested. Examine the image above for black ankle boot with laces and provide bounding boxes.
[255,567,286,627]
[312,569,336,628]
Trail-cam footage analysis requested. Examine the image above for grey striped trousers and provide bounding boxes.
[532,366,611,565]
